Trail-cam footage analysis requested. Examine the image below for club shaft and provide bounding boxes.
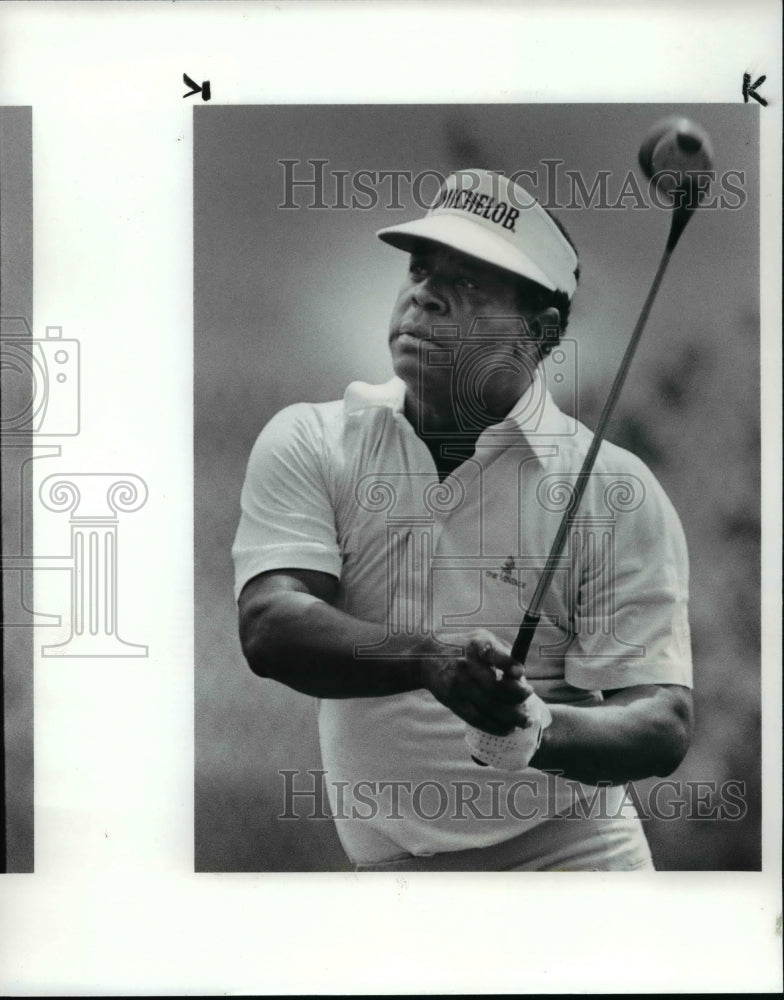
[512,243,675,664]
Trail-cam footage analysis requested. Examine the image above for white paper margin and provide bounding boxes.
[0,1,781,994]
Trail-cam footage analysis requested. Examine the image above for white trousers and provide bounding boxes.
[354,807,655,872]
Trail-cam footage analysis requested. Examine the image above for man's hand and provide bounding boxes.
[419,629,535,735]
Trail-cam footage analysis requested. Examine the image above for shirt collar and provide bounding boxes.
[344,377,407,415]
[343,372,565,465]
[489,365,566,440]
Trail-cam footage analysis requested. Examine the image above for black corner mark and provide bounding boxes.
[183,72,211,102]
[742,72,767,107]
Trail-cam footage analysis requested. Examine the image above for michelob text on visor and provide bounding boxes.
[432,186,521,232]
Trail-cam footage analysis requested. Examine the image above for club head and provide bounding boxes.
[638,117,715,251]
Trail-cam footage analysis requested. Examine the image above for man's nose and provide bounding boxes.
[411,277,448,314]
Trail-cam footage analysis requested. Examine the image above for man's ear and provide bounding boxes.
[530,306,562,354]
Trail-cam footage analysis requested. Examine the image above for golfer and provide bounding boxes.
[232,169,694,871]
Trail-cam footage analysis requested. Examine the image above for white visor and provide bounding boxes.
[377,169,577,298]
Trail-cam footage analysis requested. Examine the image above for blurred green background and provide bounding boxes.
[194,104,760,871]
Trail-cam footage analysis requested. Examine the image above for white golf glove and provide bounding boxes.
[465,692,553,771]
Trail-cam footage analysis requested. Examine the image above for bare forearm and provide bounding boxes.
[530,687,692,785]
[241,590,426,698]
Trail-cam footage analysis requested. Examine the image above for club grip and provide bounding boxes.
[511,611,540,666]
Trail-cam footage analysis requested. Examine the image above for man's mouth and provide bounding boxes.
[394,325,454,348]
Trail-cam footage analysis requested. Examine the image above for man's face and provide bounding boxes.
[388,243,540,416]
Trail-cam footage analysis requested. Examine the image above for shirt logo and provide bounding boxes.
[485,556,527,591]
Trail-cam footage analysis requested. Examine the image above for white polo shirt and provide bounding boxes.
[233,375,692,865]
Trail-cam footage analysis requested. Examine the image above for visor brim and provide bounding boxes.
[376,215,559,294]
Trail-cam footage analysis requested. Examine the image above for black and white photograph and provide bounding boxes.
[195,104,761,874]
[1,1,781,994]
[1,105,34,875]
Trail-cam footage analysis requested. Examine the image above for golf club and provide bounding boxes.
[512,116,714,664]
[469,117,714,768]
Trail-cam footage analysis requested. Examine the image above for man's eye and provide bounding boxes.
[458,276,479,290]
[410,263,429,279]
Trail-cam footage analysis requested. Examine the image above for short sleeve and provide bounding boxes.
[232,403,343,600]
[564,461,693,692]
